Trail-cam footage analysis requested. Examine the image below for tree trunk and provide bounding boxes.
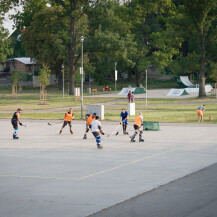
[68,0,78,95]
[198,27,206,98]
[135,67,141,87]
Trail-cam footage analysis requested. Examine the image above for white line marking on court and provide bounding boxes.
[0,142,208,181]
[0,174,78,181]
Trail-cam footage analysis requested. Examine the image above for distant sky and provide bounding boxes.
[3,6,23,35]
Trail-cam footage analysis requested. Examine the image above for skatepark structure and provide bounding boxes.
[118,85,146,95]
[167,88,189,96]
[176,76,196,88]
[167,85,213,97]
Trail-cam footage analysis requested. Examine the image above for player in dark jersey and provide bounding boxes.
[120,109,129,135]
[11,108,23,139]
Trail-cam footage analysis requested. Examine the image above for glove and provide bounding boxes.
[19,122,23,126]
[120,122,122,125]
[100,130,105,135]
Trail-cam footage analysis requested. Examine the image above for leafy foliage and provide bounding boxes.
[11,69,25,84]
[0,19,13,62]
[39,64,51,87]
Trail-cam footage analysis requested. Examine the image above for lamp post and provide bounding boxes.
[115,62,117,91]
[62,64,64,99]
[32,58,36,86]
[80,36,84,119]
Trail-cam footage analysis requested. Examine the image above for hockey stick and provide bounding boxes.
[48,121,64,126]
[114,120,129,136]
[107,124,122,137]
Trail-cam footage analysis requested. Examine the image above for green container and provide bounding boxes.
[143,121,160,131]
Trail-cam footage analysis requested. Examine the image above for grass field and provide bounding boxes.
[0,86,217,123]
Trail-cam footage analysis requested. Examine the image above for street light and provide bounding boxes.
[80,36,84,119]
[115,62,117,91]
[32,58,36,86]
[62,64,64,99]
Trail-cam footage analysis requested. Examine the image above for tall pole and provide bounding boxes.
[145,69,147,106]
[115,62,117,91]
[62,64,64,99]
[81,36,84,119]
[32,58,36,86]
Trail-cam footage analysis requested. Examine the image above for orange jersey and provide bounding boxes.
[64,112,73,121]
[134,115,142,127]
[86,114,95,125]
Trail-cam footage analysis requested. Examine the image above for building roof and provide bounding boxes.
[14,57,34,65]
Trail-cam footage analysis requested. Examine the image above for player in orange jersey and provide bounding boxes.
[130,112,144,142]
[83,113,96,139]
[59,108,74,134]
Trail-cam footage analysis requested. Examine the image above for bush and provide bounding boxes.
[11,70,25,84]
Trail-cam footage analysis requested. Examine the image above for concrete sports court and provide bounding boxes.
[0,119,217,217]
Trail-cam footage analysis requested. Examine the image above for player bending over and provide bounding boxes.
[11,108,23,139]
[120,108,129,135]
[91,115,104,149]
[59,108,74,134]
[196,105,205,122]
[130,112,144,142]
[83,113,96,139]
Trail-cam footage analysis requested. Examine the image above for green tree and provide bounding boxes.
[86,0,135,84]
[22,6,67,89]
[11,69,25,84]
[180,0,217,98]
[47,0,89,95]
[125,0,181,87]
[39,64,50,87]
[0,19,13,62]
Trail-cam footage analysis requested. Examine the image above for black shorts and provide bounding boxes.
[86,124,92,129]
[11,121,18,129]
[134,124,140,130]
[62,121,72,128]
[92,131,99,138]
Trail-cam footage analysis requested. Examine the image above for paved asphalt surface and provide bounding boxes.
[1,120,217,217]
[90,163,217,217]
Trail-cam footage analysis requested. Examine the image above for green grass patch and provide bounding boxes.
[1,86,217,123]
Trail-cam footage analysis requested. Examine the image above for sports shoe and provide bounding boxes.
[83,134,87,139]
[139,138,144,142]
[70,130,73,135]
[13,136,19,139]
[59,130,62,135]
[124,132,129,135]
[131,139,135,142]
[97,144,103,149]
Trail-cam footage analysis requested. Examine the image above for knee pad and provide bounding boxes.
[139,131,143,135]
[86,128,89,133]
[96,136,101,144]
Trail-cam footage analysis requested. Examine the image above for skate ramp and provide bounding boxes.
[185,85,213,93]
[118,86,146,95]
[167,89,189,97]
[177,76,195,88]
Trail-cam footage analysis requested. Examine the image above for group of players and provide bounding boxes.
[11,108,144,149]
